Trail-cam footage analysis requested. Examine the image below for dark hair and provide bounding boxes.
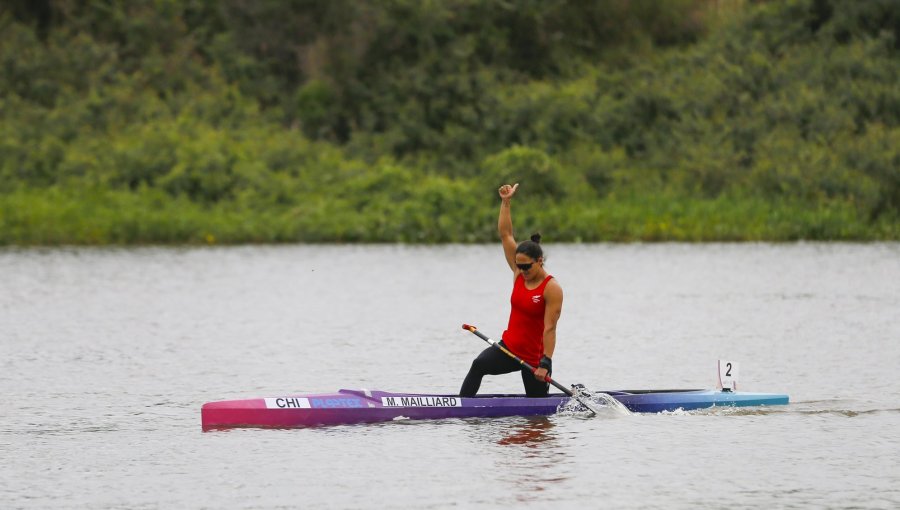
[515,232,543,260]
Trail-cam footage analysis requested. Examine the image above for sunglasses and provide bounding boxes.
[516,262,535,271]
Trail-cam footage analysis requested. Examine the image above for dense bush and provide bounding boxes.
[0,0,898,244]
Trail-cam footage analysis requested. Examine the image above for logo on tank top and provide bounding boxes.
[532,295,542,303]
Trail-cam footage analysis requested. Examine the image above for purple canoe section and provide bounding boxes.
[201,389,789,430]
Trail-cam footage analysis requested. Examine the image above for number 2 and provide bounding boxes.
[725,363,732,377]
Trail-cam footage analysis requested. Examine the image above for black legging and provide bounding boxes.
[459,343,550,397]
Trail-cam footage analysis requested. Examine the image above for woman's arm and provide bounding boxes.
[534,280,563,380]
[498,183,519,273]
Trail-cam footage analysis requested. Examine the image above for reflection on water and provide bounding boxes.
[497,416,555,448]
[489,417,571,496]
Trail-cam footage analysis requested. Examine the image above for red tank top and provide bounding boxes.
[502,274,553,366]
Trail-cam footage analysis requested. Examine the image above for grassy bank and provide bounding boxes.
[2,187,895,245]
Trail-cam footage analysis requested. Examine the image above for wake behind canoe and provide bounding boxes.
[201,389,789,430]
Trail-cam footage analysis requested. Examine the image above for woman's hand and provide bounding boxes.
[534,355,551,381]
[498,183,519,200]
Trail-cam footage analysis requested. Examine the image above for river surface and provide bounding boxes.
[1,243,899,509]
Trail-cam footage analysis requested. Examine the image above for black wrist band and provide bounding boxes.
[539,355,552,371]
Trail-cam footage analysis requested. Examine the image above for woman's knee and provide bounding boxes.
[470,357,489,373]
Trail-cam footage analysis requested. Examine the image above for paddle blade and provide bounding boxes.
[574,386,632,416]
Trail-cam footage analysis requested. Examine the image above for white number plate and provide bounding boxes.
[718,360,739,391]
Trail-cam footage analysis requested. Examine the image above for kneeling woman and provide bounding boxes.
[460,183,563,398]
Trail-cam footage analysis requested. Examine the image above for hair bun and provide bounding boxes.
[530,233,542,244]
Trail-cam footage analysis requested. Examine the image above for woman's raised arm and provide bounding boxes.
[498,183,519,273]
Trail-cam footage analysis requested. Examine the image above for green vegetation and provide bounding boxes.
[1,0,898,244]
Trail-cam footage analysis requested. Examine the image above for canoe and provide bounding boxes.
[201,388,789,430]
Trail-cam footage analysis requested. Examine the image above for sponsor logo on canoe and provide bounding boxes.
[381,396,462,407]
[309,398,362,409]
[265,397,311,409]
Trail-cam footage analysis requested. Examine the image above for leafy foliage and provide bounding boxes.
[0,0,898,244]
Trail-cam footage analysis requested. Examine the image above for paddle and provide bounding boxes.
[462,324,599,416]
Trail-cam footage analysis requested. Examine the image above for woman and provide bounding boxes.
[460,183,563,397]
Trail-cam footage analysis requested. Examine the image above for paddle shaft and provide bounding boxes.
[462,324,575,397]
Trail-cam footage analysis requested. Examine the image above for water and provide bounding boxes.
[1,244,898,509]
